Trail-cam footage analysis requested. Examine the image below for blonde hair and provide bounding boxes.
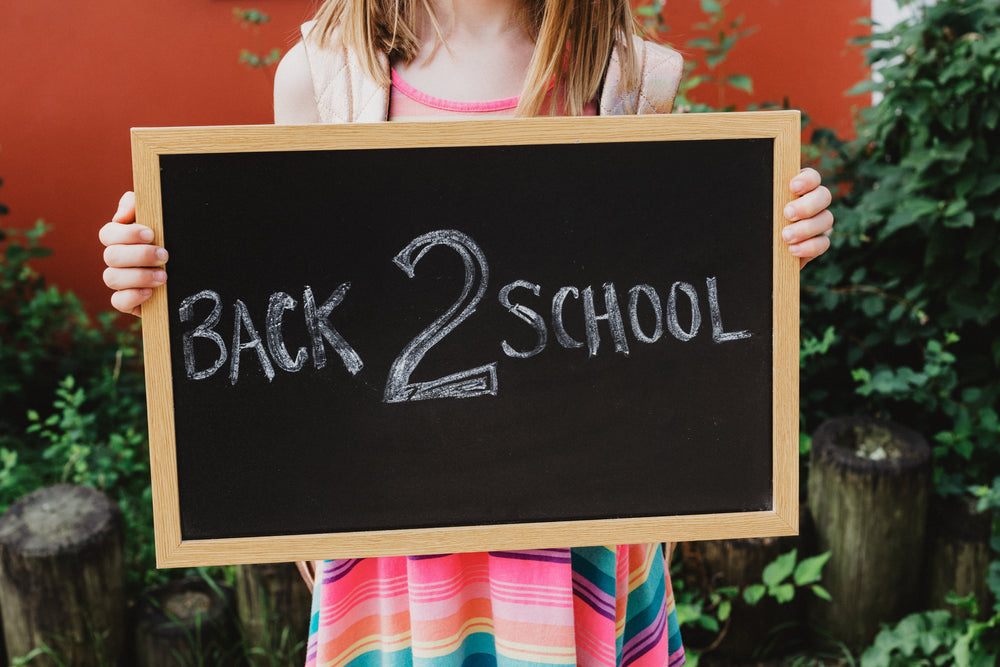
[307,0,638,116]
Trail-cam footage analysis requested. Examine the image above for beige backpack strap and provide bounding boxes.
[600,37,683,116]
[299,21,390,124]
[296,560,322,594]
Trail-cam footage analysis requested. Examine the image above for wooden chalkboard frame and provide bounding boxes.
[132,112,800,567]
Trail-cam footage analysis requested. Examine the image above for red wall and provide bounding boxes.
[0,0,869,314]
[657,0,870,136]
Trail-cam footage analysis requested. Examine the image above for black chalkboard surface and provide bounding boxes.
[132,113,800,566]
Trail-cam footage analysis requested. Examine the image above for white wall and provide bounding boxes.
[871,0,923,30]
[869,0,935,102]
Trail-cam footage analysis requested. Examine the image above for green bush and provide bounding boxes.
[0,214,155,586]
[801,0,1000,494]
[800,4,1000,659]
[0,214,147,439]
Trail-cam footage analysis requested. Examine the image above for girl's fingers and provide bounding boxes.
[113,191,137,224]
[110,288,151,317]
[103,266,167,291]
[783,185,832,222]
[104,192,149,317]
[781,209,834,245]
[790,168,821,196]
[99,221,155,246]
[788,232,831,265]
[103,243,168,268]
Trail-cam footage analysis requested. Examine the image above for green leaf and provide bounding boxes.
[984,106,999,131]
[811,585,832,601]
[725,74,753,94]
[974,174,1000,198]
[698,615,720,633]
[718,599,731,621]
[762,549,797,587]
[944,210,975,229]
[675,602,701,626]
[743,584,766,605]
[705,54,726,69]
[686,37,717,50]
[944,199,968,218]
[987,562,1000,600]
[700,0,721,15]
[769,583,795,604]
[861,295,885,317]
[794,551,831,585]
[847,79,882,96]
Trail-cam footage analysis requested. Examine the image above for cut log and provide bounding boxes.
[925,496,993,618]
[235,562,311,666]
[0,484,125,667]
[134,577,238,667]
[807,416,931,651]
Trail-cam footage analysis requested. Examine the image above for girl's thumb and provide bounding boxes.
[114,191,136,223]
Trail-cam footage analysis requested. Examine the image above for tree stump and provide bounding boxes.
[925,496,993,618]
[134,577,238,667]
[0,484,125,666]
[683,535,802,660]
[235,563,311,666]
[807,416,931,651]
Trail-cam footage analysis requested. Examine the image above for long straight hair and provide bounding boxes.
[307,0,639,116]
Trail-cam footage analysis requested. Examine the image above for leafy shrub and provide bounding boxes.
[0,215,154,585]
[861,608,998,667]
[0,218,139,445]
[674,548,831,663]
[800,0,1000,493]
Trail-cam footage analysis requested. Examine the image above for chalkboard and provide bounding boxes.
[132,113,800,567]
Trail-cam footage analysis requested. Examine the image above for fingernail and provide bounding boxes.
[782,228,794,243]
[784,205,797,220]
[140,288,152,297]
[155,248,169,262]
[791,178,805,192]
[140,228,154,242]
[153,270,167,283]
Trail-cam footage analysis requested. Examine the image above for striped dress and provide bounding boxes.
[305,71,685,667]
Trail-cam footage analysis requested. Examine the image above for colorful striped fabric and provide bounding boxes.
[306,546,685,666]
[304,75,684,667]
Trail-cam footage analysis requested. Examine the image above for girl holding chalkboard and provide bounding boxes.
[101,0,833,663]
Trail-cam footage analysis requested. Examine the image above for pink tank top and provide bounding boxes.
[388,69,598,120]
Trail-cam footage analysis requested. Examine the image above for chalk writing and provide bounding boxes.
[177,229,752,393]
[384,230,498,403]
[180,285,361,384]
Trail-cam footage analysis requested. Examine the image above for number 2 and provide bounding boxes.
[384,230,498,403]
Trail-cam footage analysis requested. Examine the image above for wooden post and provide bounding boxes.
[925,496,993,618]
[134,577,238,667]
[0,484,125,666]
[807,416,931,651]
[235,563,311,666]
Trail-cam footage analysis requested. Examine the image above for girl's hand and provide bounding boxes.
[782,168,833,269]
[99,191,168,317]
